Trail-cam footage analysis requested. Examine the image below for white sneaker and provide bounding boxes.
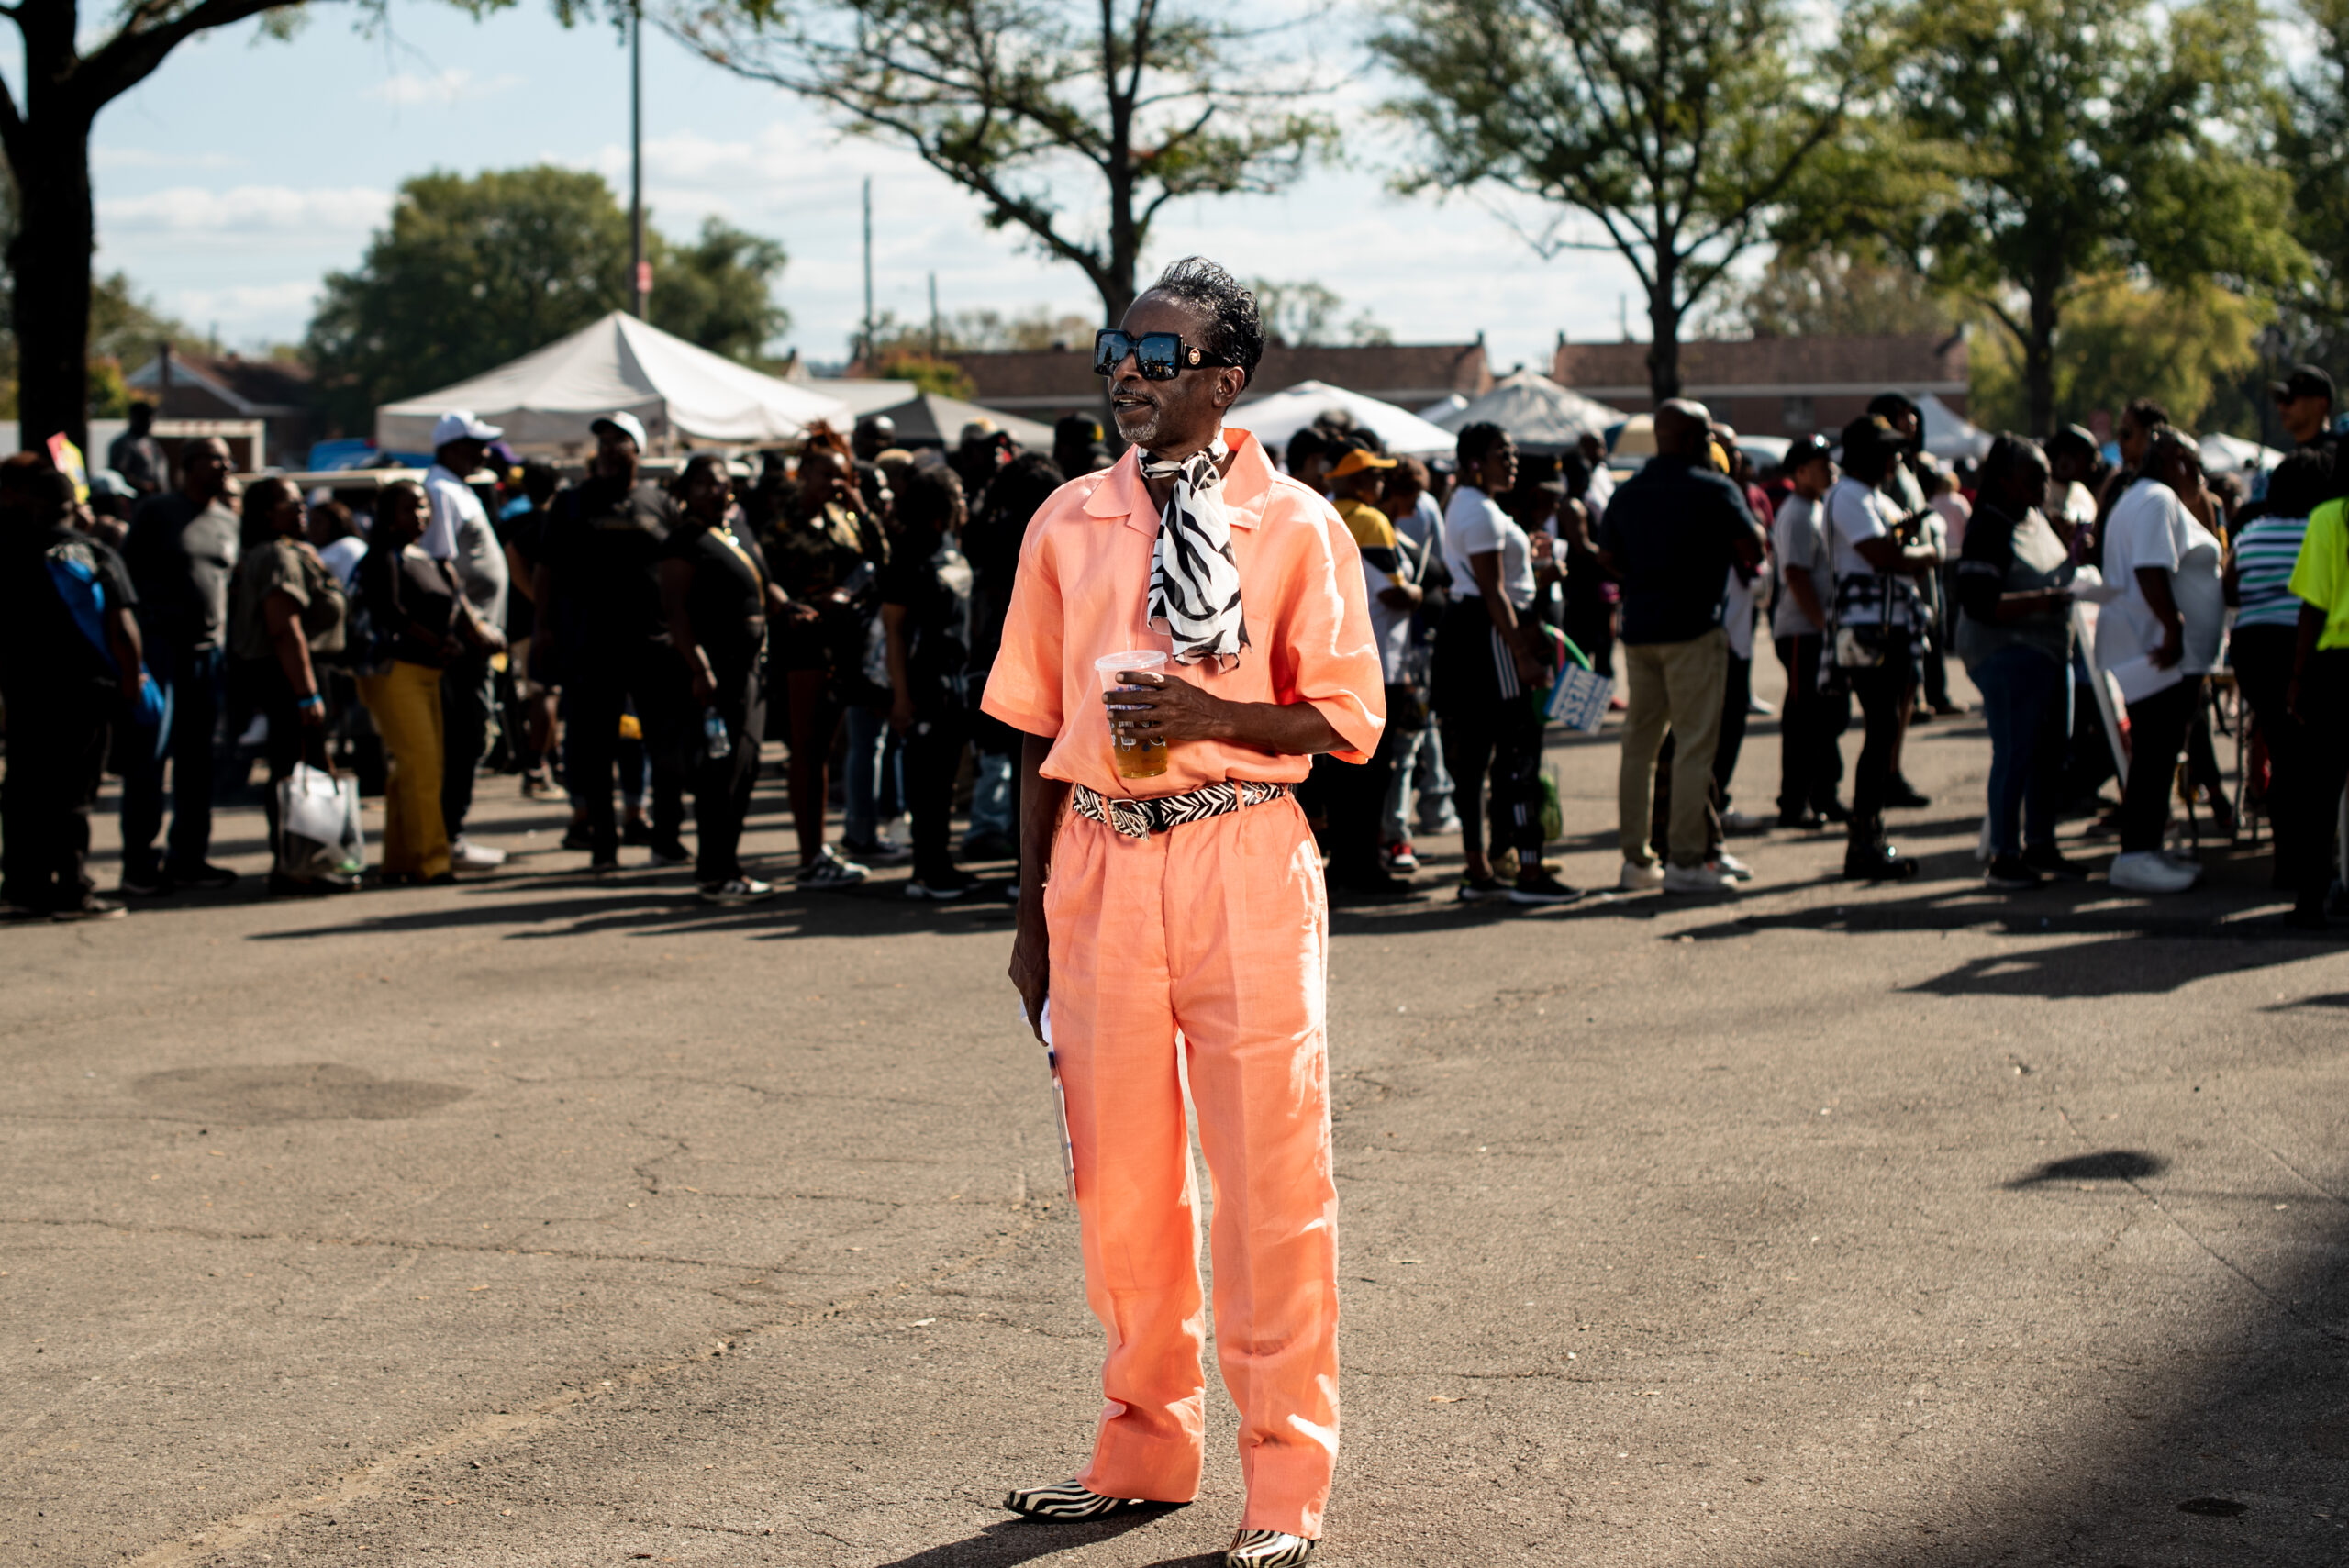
[697,876,775,905]
[1710,851,1754,881]
[2109,850,2199,894]
[451,838,507,871]
[1619,858,1665,890]
[796,844,869,887]
[1720,809,1773,833]
[1664,862,1738,894]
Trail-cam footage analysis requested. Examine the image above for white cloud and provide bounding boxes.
[163,282,324,338]
[364,69,526,106]
[98,184,394,237]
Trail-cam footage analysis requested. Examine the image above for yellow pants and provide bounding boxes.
[357,660,449,880]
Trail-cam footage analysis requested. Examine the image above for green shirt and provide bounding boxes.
[2288,497,2349,651]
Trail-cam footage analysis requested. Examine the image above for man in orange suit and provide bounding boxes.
[981,258,1385,1568]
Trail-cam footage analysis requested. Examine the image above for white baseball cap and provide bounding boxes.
[430,410,503,447]
[591,411,649,451]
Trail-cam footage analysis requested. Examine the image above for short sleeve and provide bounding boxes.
[1829,484,1886,549]
[264,539,310,608]
[1269,509,1387,764]
[421,480,461,562]
[2289,502,2346,612]
[2132,493,2184,573]
[978,524,1067,739]
[97,541,139,610]
[1453,499,1502,557]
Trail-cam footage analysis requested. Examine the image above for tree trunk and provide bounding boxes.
[7,116,95,459]
[1645,278,1683,406]
[2025,286,2059,439]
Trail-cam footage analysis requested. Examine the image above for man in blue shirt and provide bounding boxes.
[1596,400,1765,894]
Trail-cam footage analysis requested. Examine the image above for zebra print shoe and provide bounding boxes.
[1001,1479,1152,1520]
[1225,1529,1317,1565]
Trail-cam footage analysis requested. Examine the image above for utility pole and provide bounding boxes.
[861,177,875,367]
[929,272,941,358]
[629,0,649,319]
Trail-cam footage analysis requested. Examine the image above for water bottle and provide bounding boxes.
[701,706,730,761]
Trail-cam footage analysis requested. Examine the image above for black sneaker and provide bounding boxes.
[650,839,693,867]
[167,861,239,889]
[1983,854,2044,891]
[1508,869,1584,905]
[1844,843,1920,881]
[1776,808,1826,830]
[561,821,595,851]
[1882,779,1932,810]
[621,817,654,847]
[1815,800,1852,824]
[2021,843,2091,882]
[119,865,172,896]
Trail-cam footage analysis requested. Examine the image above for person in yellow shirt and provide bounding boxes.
[2284,496,2349,929]
[1322,441,1419,894]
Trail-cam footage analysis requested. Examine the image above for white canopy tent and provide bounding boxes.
[1429,370,1626,448]
[2199,431,2284,476]
[1919,393,1993,462]
[375,312,849,453]
[1231,379,1461,458]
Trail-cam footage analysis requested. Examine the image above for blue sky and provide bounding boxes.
[57,5,1647,377]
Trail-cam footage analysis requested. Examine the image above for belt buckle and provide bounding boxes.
[1105,795,1153,839]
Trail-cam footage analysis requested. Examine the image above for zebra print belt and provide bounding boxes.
[1071,779,1290,840]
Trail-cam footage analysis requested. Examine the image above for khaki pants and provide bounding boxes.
[357,659,451,880]
[1619,627,1729,868]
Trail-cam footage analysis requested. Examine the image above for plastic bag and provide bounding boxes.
[276,763,365,882]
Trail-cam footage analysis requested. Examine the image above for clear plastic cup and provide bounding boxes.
[1096,651,1171,781]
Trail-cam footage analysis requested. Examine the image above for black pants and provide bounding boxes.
[1318,720,1399,878]
[1848,646,1915,822]
[2119,678,2199,853]
[2,693,111,913]
[2285,649,2349,908]
[902,701,971,884]
[1920,579,1954,710]
[1432,600,1544,863]
[691,662,766,884]
[2232,625,2309,887]
[440,651,494,840]
[567,654,688,859]
[1775,633,1847,816]
[241,659,334,851]
[119,640,222,877]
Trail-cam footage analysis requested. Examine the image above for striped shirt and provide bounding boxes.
[2233,514,2310,629]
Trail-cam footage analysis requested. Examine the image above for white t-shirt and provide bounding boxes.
[1442,485,1535,609]
[1721,566,1757,658]
[1582,462,1616,518]
[1771,492,1831,638]
[1932,490,1973,555]
[317,534,367,591]
[2097,477,2222,699]
[425,462,510,629]
[1827,475,1901,581]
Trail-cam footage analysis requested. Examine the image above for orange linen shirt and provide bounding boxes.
[981,428,1386,798]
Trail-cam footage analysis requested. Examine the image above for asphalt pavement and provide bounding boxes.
[5,655,2346,1567]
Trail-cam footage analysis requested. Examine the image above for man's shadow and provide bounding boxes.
[871,1506,1207,1567]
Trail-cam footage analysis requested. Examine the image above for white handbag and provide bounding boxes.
[276,763,365,881]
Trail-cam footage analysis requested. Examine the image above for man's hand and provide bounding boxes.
[1376,582,1421,610]
[1512,632,1546,687]
[1009,905,1049,1040]
[1100,668,1230,744]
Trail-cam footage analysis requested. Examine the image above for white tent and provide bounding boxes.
[1919,393,1992,462]
[2199,431,2283,476]
[1419,393,1470,423]
[375,312,850,452]
[1428,370,1625,448]
[1230,379,1461,458]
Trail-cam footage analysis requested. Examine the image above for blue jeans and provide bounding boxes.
[119,641,224,876]
[967,748,1016,840]
[842,703,902,845]
[1969,644,2070,857]
[1382,717,1457,841]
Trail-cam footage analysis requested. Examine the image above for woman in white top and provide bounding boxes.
[1431,423,1576,903]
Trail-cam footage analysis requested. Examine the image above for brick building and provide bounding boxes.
[1552,332,1968,439]
[126,346,324,468]
[944,339,1495,423]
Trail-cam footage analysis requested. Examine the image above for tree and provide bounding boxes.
[1375,0,1868,403]
[306,165,790,434]
[673,0,1334,325]
[1839,0,2300,435]
[0,172,202,417]
[1726,246,1954,339]
[1966,275,2265,436]
[1250,279,1392,348]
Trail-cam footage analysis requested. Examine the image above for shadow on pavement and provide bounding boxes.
[2006,1149,2169,1186]
[867,1507,1188,1567]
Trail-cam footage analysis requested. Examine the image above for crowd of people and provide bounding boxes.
[3,362,2346,929]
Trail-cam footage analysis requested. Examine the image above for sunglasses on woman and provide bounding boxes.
[1094,329,1231,381]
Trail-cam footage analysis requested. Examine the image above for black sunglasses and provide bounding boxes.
[1095,329,1229,381]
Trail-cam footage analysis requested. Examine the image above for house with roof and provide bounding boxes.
[1552,332,1969,440]
[943,339,1496,423]
[125,345,325,468]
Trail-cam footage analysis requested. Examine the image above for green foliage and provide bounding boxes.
[1375,0,1869,399]
[1967,277,2266,436]
[673,0,1335,317]
[305,165,788,432]
[1822,0,2301,432]
[1724,247,1954,339]
[873,350,975,398]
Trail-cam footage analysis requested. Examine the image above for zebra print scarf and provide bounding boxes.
[1139,433,1249,670]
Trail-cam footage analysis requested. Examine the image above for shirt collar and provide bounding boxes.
[1085,428,1272,534]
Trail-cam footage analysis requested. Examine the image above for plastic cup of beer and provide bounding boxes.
[1096,651,1171,781]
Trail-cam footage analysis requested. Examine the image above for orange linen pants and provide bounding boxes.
[1044,794,1340,1539]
